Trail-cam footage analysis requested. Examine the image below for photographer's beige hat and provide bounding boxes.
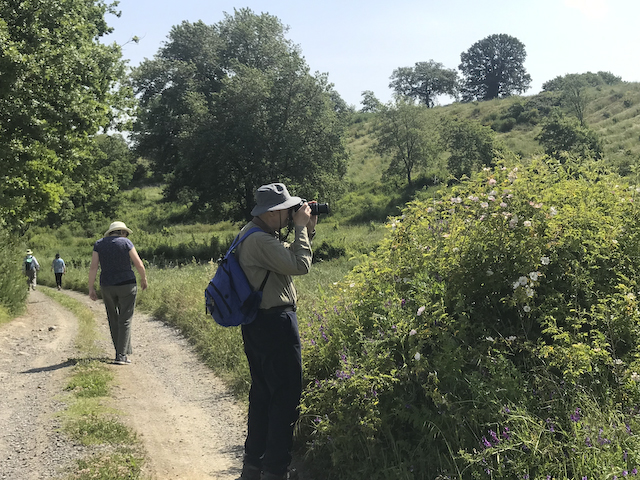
[104,221,132,237]
[251,183,301,216]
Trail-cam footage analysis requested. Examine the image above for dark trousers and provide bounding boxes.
[54,273,63,287]
[241,308,302,475]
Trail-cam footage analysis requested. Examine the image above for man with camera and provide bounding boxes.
[235,183,318,480]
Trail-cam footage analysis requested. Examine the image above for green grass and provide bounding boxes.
[65,449,145,480]
[65,360,112,398]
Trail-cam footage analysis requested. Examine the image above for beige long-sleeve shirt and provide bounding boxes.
[236,220,313,309]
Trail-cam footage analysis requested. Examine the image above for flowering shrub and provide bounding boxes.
[299,157,640,479]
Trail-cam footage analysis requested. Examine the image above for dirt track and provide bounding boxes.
[0,288,247,479]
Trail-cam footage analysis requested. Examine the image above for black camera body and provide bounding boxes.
[294,199,329,216]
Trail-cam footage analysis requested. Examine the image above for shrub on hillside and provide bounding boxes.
[299,158,640,479]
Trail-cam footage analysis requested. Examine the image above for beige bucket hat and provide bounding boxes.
[104,221,133,237]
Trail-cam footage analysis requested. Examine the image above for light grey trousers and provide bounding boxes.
[101,283,137,356]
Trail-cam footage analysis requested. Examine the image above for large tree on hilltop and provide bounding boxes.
[132,9,347,220]
[0,0,133,231]
[459,34,531,102]
[389,60,458,107]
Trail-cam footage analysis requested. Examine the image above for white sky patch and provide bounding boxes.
[565,0,610,19]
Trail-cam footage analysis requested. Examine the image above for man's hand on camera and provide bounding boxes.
[306,210,318,232]
[292,202,311,227]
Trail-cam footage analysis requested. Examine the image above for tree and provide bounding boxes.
[132,9,347,220]
[542,71,622,92]
[373,100,442,186]
[360,90,382,113]
[560,74,590,126]
[441,118,503,178]
[389,60,458,107]
[0,0,133,231]
[459,34,531,102]
[536,112,603,161]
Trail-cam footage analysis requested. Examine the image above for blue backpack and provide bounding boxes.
[205,227,270,327]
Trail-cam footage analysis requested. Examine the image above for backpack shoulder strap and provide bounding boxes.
[224,227,263,258]
[226,227,271,290]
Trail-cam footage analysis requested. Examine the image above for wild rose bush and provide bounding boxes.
[299,157,640,479]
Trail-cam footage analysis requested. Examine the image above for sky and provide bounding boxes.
[103,0,640,108]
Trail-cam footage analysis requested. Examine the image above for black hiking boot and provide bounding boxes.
[261,468,299,480]
[238,463,261,480]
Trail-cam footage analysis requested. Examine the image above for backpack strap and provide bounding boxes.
[258,270,270,292]
[226,227,270,290]
[225,227,263,258]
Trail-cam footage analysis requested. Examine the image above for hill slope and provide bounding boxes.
[344,82,640,184]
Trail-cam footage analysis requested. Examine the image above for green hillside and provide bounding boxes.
[344,82,640,184]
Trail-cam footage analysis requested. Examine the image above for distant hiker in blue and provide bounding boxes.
[88,221,148,366]
[51,253,66,290]
[24,249,40,291]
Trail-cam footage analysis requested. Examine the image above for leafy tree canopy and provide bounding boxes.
[132,9,347,220]
[360,90,382,113]
[389,60,458,107]
[373,100,443,186]
[536,112,603,161]
[542,71,622,92]
[0,0,133,232]
[441,118,505,178]
[459,34,531,102]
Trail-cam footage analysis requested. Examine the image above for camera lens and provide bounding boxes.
[310,203,329,216]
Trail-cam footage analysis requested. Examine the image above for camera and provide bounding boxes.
[294,199,330,216]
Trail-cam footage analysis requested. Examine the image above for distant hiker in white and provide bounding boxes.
[24,249,40,291]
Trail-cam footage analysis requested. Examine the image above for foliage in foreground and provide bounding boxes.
[300,157,640,479]
[0,227,27,321]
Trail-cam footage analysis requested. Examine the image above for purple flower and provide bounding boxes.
[546,418,555,432]
[489,430,499,444]
[502,427,511,440]
[481,436,492,448]
[570,408,581,422]
[632,468,638,475]
[624,471,628,477]
[401,298,406,307]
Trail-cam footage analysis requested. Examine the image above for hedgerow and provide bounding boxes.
[299,156,640,479]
